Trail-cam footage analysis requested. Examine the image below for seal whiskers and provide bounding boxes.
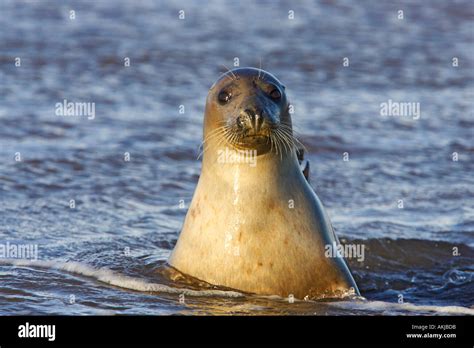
[221,64,237,81]
[197,125,228,159]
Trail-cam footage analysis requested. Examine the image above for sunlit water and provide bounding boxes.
[0,0,473,315]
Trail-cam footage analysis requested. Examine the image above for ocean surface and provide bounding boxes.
[0,0,473,315]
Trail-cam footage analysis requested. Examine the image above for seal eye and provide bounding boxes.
[270,88,281,100]
[218,90,232,104]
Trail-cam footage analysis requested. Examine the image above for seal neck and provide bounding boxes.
[201,141,301,186]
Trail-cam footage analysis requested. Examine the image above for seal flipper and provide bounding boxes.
[296,148,310,182]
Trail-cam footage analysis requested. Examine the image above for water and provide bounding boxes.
[0,0,473,315]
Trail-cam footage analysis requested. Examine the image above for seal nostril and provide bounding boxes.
[254,113,264,133]
[244,109,254,117]
[236,116,245,129]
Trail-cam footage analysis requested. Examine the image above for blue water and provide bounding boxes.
[0,0,473,315]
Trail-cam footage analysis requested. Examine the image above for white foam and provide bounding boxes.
[0,258,245,298]
[330,300,474,315]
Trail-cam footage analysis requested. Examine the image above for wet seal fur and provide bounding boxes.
[169,68,359,299]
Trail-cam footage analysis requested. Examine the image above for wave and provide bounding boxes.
[345,238,474,270]
[330,300,474,315]
[0,258,245,298]
[1,258,473,315]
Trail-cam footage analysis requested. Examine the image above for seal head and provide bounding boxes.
[205,67,292,156]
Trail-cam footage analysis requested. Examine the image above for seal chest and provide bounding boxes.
[169,68,359,299]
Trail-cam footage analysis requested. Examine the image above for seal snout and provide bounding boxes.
[238,105,279,136]
[240,108,265,134]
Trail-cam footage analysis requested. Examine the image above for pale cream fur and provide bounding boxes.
[169,136,358,299]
